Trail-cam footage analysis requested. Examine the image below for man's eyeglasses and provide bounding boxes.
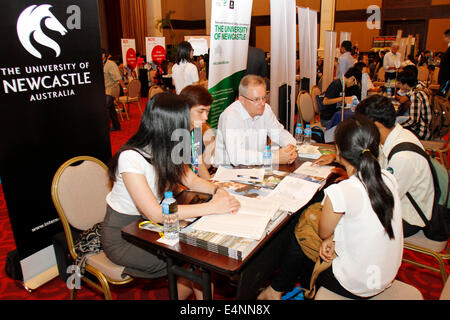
[241,95,267,104]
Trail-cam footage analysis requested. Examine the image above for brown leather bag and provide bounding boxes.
[294,202,336,299]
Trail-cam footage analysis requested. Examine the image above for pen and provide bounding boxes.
[237,174,259,180]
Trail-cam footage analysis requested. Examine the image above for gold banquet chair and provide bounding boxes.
[315,280,423,300]
[51,156,133,300]
[148,85,165,99]
[110,84,125,121]
[310,85,322,122]
[402,231,449,283]
[421,139,450,170]
[296,90,324,131]
[440,277,450,300]
[118,79,143,119]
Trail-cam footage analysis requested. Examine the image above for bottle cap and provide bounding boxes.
[164,191,173,198]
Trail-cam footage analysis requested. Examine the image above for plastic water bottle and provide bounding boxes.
[386,86,392,98]
[295,123,304,146]
[351,96,359,112]
[263,145,273,172]
[304,124,312,145]
[162,191,179,241]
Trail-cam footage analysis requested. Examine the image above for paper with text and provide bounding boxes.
[212,166,265,183]
[264,175,321,212]
[294,161,333,179]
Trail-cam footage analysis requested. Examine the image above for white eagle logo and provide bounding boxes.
[16,4,68,59]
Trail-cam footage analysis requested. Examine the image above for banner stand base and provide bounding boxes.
[22,265,59,292]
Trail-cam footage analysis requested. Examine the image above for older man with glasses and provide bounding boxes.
[214,75,297,167]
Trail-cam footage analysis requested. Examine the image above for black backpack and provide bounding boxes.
[388,142,450,241]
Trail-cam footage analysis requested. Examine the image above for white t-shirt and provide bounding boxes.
[323,171,404,297]
[106,149,159,215]
[172,61,199,94]
[380,123,434,227]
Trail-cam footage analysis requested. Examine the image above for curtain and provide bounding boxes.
[120,0,148,56]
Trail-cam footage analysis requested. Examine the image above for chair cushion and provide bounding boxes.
[87,251,130,281]
[440,278,450,300]
[404,230,447,252]
[315,280,423,300]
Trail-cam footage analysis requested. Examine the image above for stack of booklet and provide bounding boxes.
[180,162,333,260]
[142,162,333,261]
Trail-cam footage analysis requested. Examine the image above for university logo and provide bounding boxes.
[16,4,68,59]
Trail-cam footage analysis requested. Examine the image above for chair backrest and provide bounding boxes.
[377,67,385,82]
[148,70,156,85]
[440,277,450,300]
[432,67,440,84]
[297,90,315,125]
[52,156,111,231]
[310,85,322,114]
[110,84,120,99]
[199,70,207,82]
[127,79,141,98]
[51,156,111,259]
[199,80,208,89]
[148,85,164,99]
[417,66,429,82]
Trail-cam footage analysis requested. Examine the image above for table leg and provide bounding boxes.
[201,269,212,300]
[166,258,213,300]
[166,256,178,300]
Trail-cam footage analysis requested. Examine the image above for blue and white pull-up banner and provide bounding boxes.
[0,0,110,288]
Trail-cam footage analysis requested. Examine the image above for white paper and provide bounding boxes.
[157,237,179,246]
[212,166,265,183]
[190,195,280,240]
[192,214,270,240]
[264,175,321,212]
[297,144,322,159]
[233,194,280,219]
[294,161,333,179]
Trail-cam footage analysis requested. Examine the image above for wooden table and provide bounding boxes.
[121,151,336,300]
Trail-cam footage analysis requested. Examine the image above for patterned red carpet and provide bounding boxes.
[0,97,448,300]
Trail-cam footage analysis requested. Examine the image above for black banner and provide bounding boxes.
[0,0,111,261]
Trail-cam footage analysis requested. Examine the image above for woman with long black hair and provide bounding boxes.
[172,41,200,94]
[258,114,403,299]
[101,92,240,298]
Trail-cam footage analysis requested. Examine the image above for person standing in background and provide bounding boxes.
[438,29,450,89]
[383,43,401,82]
[336,40,354,79]
[172,41,200,94]
[102,48,126,131]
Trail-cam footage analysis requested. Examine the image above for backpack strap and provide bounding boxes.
[387,142,439,225]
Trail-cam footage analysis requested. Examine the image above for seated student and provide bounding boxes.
[214,74,297,166]
[395,69,433,140]
[320,67,362,127]
[258,114,403,300]
[314,95,434,237]
[179,85,215,180]
[354,61,382,94]
[101,92,241,299]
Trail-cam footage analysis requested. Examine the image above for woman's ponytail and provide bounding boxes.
[335,115,395,239]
